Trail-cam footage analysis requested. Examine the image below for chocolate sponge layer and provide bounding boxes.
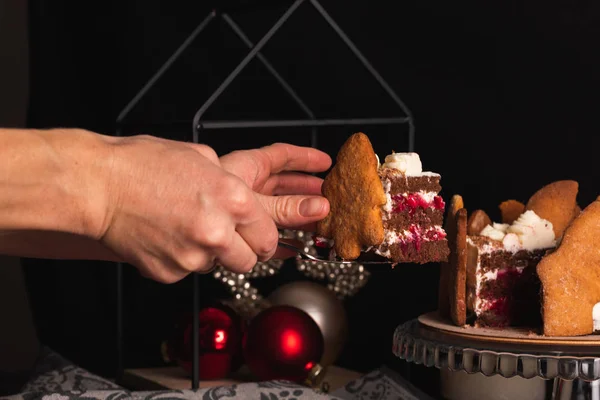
[379,169,441,193]
[467,235,549,273]
[384,208,444,230]
[376,239,450,264]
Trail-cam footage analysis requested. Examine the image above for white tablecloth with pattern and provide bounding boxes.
[1,347,433,400]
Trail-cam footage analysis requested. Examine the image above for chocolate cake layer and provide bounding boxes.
[477,295,542,328]
[383,208,444,229]
[467,236,549,274]
[378,239,449,264]
[379,169,441,193]
[479,249,548,274]
[467,235,546,328]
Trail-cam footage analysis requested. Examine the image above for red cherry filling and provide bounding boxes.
[477,268,533,328]
[397,225,446,254]
[391,193,445,214]
[483,298,511,327]
[425,229,447,241]
[312,236,331,248]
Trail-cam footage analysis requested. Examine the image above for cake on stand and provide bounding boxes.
[393,312,600,400]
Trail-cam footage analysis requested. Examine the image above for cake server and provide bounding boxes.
[277,241,391,265]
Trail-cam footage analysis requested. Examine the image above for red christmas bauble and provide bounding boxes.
[165,303,244,380]
[243,305,324,383]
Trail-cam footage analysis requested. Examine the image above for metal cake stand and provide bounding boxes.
[393,312,600,400]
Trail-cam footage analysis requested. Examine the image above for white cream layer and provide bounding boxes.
[594,303,600,332]
[375,225,445,258]
[381,225,444,245]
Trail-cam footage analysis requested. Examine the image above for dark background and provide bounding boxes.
[18,0,600,394]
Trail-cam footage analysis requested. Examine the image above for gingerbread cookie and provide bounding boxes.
[467,209,492,236]
[450,208,468,326]
[525,180,579,239]
[438,195,467,325]
[499,200,525,225]
[316,133,386,260]
[537,198,600,336]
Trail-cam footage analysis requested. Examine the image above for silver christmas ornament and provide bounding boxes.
[213,229,371,316]
[267,281,349,367]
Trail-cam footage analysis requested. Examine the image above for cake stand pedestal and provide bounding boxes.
[393,312,600,400]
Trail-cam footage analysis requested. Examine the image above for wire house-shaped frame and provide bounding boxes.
[115,0,415,390]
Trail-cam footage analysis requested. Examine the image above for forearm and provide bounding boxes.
[0,128,114,257]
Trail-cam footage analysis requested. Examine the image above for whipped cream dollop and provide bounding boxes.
[479,223,509,241]
[507,210,556,251]
[382,152,422,175]
[479,210,555,251]
[594,303,600,332]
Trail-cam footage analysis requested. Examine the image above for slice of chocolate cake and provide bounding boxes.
[374,153,449,263]
[315,133,449,265]
[466,211,555,327]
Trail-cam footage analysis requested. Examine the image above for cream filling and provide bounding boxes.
[374,225,445,258]
[594,303,600,332]
[381,180,438,220]
[375,225,444,258]
[382,180,393,216]
[382,225,444,245]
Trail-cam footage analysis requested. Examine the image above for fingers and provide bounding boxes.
[220,143,331,188]
[135,253,193,284]
[213,231,259,274]
[220,177,279,262]
[235,205,279,263]
[261,173,324,196]
[258,194,329,228]
[257,143,332,174]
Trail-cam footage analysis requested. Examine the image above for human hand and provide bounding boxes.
[219,143,331,227]
[97,135,320,283]
[220,143,332,258]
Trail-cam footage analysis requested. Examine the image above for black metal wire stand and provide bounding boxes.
[115,0,415,390]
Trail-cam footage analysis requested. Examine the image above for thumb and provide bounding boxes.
[258,194,330,228]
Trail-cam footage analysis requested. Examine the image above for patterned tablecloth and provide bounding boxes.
[1,347,434,400]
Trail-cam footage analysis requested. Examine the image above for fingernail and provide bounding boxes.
[300,197,326,217]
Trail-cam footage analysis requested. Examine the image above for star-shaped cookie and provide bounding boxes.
[538,197,600,336]
[525,180,579,239]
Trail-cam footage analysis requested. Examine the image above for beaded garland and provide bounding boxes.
[212,229,370,318]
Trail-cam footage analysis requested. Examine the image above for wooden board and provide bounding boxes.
[121,365,362,392]
[419,311,600,343]
[417,311,600,352]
